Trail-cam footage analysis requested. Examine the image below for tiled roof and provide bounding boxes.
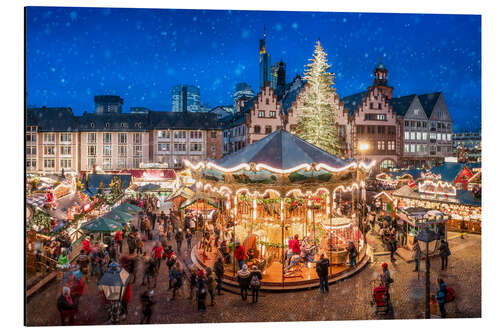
[77,112,149,132]
[220,112,247,129]
[340,92,368,117]
[216,130,349,170]
[418,92,441,118]
[149,111,220,130]
[429,162,466,183]
[26,107,77,132]
[389,94,417,117]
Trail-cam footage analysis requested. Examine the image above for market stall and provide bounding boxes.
[185,130,375,289]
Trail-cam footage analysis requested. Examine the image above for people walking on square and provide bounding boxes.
[188,267,198,299]
[197,277,208,312]
[214,257,224,295]
[175,228,184,253]
[206,267,216,306]
[185,229,193,250]
[315,253,330,294]
[140,290,155,324]
[114,229,124,253]
[347,241,358,267]
[151,242,164,271]
[380,262,393,294]
[169,262,183,301]
[57,286,78,326]
[76,250,89,277]
[249,265,262,303]
[439,240,451,270]
[237,264,251,301]
[436,278,448,318]
[412,240,421,272]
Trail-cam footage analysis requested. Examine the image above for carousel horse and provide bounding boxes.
[284,254,303,278]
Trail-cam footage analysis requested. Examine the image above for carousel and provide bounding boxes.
[185,130,375,289]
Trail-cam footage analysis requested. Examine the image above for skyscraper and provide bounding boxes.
[270,60,286,92]
[233,82,255,108]
[172,85,201,112]
[94,95,123,114]
[259,28,271,89]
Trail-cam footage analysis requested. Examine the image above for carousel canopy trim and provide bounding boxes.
[202,130,354,172]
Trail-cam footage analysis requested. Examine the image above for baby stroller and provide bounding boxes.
[371,280,391,315]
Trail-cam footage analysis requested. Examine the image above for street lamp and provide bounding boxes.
[357,142,369,235]
[415,227,439,319]
[98,262,130,324]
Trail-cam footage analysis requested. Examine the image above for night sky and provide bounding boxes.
[26,7,481,131]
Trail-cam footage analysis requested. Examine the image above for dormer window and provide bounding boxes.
[120,122,125,128]
[90,122,95,128]
[105,122,110,128]
[135,122,142,128]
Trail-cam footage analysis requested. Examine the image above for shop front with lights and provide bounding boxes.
[186,130,375,289]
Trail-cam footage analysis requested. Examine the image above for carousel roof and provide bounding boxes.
[215,130,350,170]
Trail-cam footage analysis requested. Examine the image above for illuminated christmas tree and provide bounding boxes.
[294,40,341,155]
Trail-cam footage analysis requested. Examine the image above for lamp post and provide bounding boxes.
[358,142,369,236]
[98,262,130,324]
[415,227,439,319]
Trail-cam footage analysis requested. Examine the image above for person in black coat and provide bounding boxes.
[57,287,78,325]
[213,257,224,295]
[439,240,451,270]
[140,290,155,324]
[237,264,251,301]
[197,279,208,312]
[249,266,263,303]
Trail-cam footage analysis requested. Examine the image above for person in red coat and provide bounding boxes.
[289,234,301,255]
[234,240,246,270]
[82,236,91,255]
[121,283,132,319]
[114,230,124,253]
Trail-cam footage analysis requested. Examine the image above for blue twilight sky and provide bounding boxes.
[26,7,481,131]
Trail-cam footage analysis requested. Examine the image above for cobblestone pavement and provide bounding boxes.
[26,229,481,326]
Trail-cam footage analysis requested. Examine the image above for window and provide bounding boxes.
[118,158,126,169]
[133,145,142,156]
[266,98,269,105]
[380,159,396,169]
[158,143,169,152]
[422,145,427,152]
[44,146,55,156]
[211,145,216,152]
[44,159,55,169]
[60,133,72,142]
[430,133,436,140]
[133,133,142,145]
[26,133,36,142]
[258,111,265,118]
[174,131,186,139]
[174,143,186,152]
[422,121,427,128]
[105,122,110,128]
[388,141,395,151]
[367,126,375,134]
[265,126,272,134]
[411,121,415,127]
[158,131,170,139]
[103,158,112,170]
[416,144,421,152]
[410,132,415,140]
[422,132,428,140]
[416,132,422,140]
[338,125,346,138]
[103,133,112,144]
[87,157,96,169]
[377,126,385,134]
[60,146,71,156]
[388,126,396,135]
[376,114,386,121]
[135,122,142,129]
[414,109,419,115]
[43,133,55,143]
[120,122,126,128]
[410,144,415,153]
[416,121,421,128]
[211,131,217,139]
[370,102,374,109]
[357,126,364,134]
[118,133,127,144]
[88,133,96,144]
[90,122,95,128]
[270,111,276,118]
[88,145,96,156]
[118,145,127,157]
[447,133,451,141]
[190,131,202,139]
[378,103,382,109]
[60,159,72,169]
[103,145,112,156]
[404,121,409,127]
[27,160,36,169]
[26,146,36,155]
[133,158,141,168]
[254,126,261,134]
[437,146,441,152]
[377,141,385,150]
[190,143,202,152]
[437,133,442,141]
